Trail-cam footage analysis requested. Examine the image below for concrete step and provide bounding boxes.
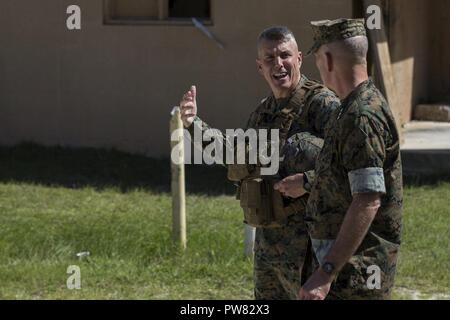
[401,121,450,176]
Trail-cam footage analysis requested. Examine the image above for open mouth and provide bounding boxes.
[273,72,289,81]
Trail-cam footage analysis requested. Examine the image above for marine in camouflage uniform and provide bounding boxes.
[251,131,325,300]
[187,74,339,299]
[303,19,403,300]
[249,76,338,300]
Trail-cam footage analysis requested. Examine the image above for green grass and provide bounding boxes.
[0,143,448,299]
[392,183,450,298]
[0,186,252,299]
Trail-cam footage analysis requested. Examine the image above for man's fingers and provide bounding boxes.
[181,113,195,121]
[299,286,320,300]
[181,108,195,117]
[180,103,195,114]
[299,292,315,300]
[314,293,324,300]
[302,290,324,300]
[181,88,196,109]
[182,87,196,99]
[182,95,193,103]
[298,289,307,300]
[181,104,195,111]
[182,113,196,119]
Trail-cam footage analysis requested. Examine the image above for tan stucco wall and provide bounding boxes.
[0,0,351,156]
[389,0,429,125]
[388,0,450,125]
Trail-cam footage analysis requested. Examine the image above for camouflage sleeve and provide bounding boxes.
[280,132,323,189]
[307,90,341,137]
[341,115,387,195]
[245,110,259,130]
[187,115,219,149]
[186,110,259,169]
[187,115,204,140]
[186,115,233,168]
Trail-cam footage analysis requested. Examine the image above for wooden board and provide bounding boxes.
[363,0,404,143]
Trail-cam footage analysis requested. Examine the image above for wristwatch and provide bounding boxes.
[321,262,336,276]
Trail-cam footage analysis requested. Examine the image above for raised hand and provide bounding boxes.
[179,85,197,128]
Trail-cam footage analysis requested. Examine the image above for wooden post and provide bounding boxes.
[363,0,404,144]
[170,107,186,249]
[158,0,168,20]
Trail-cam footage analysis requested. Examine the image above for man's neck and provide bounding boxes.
[335,66,368,100]
[273,74,301,99]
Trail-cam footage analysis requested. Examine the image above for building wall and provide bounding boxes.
[429,0,450,103]
[388,0,429,125]
[388,0,450,124]
[0,0,351,156]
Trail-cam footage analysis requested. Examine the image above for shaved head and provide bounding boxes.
[257,26,298,53]
[314,35,369,98]
[324,36,369,65]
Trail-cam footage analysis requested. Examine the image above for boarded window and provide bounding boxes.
[110,0,160,20]
[105,0,211,24]
[169,0,210,19]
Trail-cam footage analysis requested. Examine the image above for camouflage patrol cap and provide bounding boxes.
[281,132,324,175]
[306,18,366,56]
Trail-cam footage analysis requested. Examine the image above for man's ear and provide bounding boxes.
[256,59,263,75]
[325,52,333,72]
[298,51,303,68]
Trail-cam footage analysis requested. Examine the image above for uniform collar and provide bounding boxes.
[274,73,307,110]
[337,78,373,119]
[341,78,373,106]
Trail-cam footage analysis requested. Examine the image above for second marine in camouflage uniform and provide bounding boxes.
[303,19,403,300]
[306,78,403,299]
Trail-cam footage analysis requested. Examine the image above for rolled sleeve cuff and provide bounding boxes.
[311,239,335,266]
[348,167,386,195]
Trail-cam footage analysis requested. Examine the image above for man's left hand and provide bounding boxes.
[298,269,333,300]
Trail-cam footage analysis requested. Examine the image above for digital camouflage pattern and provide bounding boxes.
[306,79,403,299]
[307,18,366,55]
[254,209,313,300]
[254,132,324,300]
[246,75,339,142]
[280,131,324,183]
[250,76,337,300]
[188,74,340,299]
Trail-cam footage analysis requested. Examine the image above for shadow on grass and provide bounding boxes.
[1,143,449,195]
[0,143,235,195]
[402,174,450,187]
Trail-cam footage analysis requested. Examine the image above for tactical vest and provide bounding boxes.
[228,79,324,228]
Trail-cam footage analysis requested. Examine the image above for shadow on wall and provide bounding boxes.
[0,143,235,196]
